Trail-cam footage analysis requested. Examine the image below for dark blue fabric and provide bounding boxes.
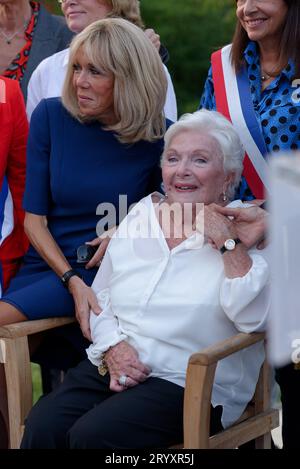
[2,98,166,319]
[200,41,300,200]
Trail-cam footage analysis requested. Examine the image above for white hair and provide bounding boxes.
[162,110,244,200]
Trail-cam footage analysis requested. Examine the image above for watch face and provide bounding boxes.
[224,238,235,251]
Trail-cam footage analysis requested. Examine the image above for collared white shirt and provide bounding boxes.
[87,195,270,428]
[26,48,177,122]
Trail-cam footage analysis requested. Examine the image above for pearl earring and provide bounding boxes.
[222,191,228,202]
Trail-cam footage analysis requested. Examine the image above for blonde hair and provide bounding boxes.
[105,0,144,28]
[62,18,167,143]
[162,110,244,200]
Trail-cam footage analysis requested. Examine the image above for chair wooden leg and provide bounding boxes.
[183,362,217,448]
[0,337,32,448]
[253,359,272,449]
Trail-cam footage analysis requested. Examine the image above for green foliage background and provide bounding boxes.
[141,0,236,113]
[45,0,236,114]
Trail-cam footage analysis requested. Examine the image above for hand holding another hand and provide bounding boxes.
[204,204,237,250]
[213,204,268,249]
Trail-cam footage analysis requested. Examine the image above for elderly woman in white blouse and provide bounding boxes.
[21,110,270,449]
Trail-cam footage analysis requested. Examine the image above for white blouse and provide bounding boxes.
[87,195,270,428]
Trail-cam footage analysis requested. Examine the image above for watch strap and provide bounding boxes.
[61,269,82,288]
[220,238,241,255]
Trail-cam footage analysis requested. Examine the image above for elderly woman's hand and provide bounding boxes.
[105,341,151,392]
[213,204,268,250]
[204,204,237,249]
[85,226,117,269]
[144,28,161,51]
[68,277,101,341]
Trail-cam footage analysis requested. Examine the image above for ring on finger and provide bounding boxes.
[118,375,128,387]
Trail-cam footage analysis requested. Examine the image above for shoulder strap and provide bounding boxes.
[211,45,269,199]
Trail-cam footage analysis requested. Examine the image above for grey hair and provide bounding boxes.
[162,110,244,200]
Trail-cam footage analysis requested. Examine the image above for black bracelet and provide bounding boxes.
[61,269,82,288]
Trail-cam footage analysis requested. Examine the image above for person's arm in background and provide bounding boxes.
[163,65,177,122]
[26,59,48,121]
[214,203,268,250]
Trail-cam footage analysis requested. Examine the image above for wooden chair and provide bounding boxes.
[181,332,279,448]
[0,317,75,449]
[0,320,279,449]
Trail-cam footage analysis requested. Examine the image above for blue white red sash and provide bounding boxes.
[211,44,269,199]
[0,176,14,296]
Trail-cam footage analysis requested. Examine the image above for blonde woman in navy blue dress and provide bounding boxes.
[0,21,168,341]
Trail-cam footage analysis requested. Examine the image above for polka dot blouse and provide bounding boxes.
[200,41,300,200]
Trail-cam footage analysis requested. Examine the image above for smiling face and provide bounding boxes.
[72,47,115,123]
[236,0,288,45]
[61,0,112,33]
[162,130,233,206]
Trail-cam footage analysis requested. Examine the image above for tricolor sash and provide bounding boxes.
[211,44,269,199]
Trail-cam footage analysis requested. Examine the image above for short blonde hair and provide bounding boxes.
[62,18,167,143]
[105,0,144,29]
[162,110,244,200]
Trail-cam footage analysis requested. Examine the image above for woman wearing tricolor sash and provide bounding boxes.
[201,0,300,202]
[201,0,300,449]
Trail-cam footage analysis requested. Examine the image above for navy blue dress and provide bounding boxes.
[2,98,165,320]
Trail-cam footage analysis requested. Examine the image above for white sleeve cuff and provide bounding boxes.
[220,254,270,332]
[88,288,128,365]
[86,331,127,366]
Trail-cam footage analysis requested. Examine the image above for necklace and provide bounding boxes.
[0,21,27,45]
[261,70,272,82]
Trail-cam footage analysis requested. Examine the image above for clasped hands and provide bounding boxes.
[104,341,151,392]
[192,202,267,250]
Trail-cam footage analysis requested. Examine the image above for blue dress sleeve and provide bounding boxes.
[23,99,51,215]
[199,66,217,111]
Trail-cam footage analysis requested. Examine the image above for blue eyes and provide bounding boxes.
[166,157,178,163]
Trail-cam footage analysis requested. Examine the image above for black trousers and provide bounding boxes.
[21,359,223,449]
[275,363,300,449]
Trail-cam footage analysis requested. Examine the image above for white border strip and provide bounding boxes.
[0,189,14,246]
[0,79,6,104]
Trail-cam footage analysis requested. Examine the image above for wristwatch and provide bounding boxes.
[61,269,82,288]
[220,238,241,255]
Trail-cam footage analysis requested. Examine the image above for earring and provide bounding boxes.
[222,191,228,202]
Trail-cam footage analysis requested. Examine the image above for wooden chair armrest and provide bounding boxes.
[183,331,268,448]
[189,332,265,366]
[0,317,76,339]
